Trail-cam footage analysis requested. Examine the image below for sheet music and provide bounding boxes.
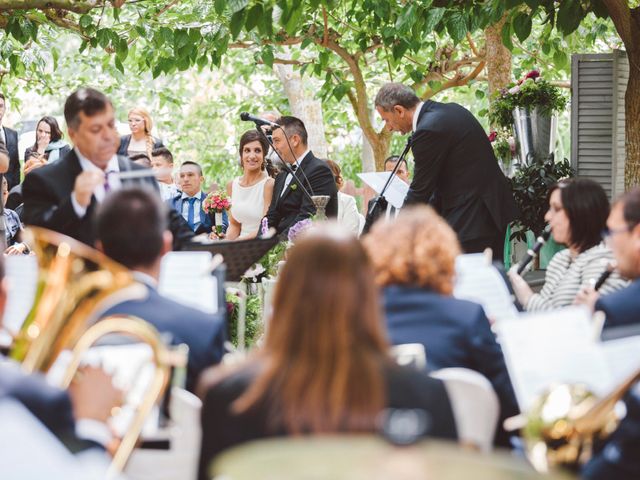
[453,254,519,322]
[1,255,38,345]
[497,306,619,411]
[600,335,640,387]
[159,251,218,313]
[357,171,409,209]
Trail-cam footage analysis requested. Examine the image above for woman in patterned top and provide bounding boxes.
[508,178,628,311]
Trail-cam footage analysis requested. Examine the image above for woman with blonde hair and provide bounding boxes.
[362,205,518,447]
[117,107,163,159]
[197,224,457,479]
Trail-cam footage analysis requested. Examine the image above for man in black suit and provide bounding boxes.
[0,94,20,190]
[95,188,227,392]
[21,87,192,249]
[374,83,518,260]
[263,116,337,235]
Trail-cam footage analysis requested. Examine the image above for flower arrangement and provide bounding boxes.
[488,129,517,171]
[203,190,231,235]
[287,218,312,243]
[489,70,567,129]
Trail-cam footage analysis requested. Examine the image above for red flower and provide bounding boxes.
[524,70,540,81]
[488,131,498,142]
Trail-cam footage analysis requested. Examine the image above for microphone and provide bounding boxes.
[593,261,617,291]
[240,112,280,128]
[516,225,551,275]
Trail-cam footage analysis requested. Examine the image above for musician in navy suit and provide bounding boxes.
[96,188,227,392]
[374,83,518,260]
[21,88,193,249]
[362,205,519,447]
[169,161,228,235]
[591,188,640,329]
[262,116,337,235]
[0,93,20,190]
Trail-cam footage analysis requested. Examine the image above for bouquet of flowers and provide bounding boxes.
[489,70,567,129]
[488,129,516,163]
[203,190,231,235]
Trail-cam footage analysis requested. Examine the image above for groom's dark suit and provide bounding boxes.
[264,151,338,234]
[407,101,518,255]
[2,126,19,190]
[22,149,193,248]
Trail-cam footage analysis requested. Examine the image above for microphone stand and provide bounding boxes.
[361,136,412,235]
[253,123,315,205]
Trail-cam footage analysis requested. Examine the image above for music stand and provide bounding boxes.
[184,236,280,282]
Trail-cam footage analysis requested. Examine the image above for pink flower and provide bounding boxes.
[524,70,540,81]
[508,85,520,95]
[488,131,498,142]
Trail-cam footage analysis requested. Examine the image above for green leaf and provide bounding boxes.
[395,4,416,32]
[261,46,274,68]
[214,0,225,15]
[285,4,304,36]
[557,0,583,36]
[445,11,467,44]
[228,0,249,14]
[115,56,124,74]
[553,49,568,69]
[229,9,246,39]
[512,12,532,42]
[475,89,485,100]
[501,20,513,51]
[79,15,92,29]
[332,83,350,101]
[245,4,262,32]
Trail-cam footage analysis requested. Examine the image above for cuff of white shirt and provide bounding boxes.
[75,419,113,447]
[71,193,88,218]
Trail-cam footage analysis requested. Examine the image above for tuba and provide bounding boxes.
[511,367,640,473]
[11,227,187,476]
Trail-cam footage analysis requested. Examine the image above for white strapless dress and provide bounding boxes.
[230,176,268,237]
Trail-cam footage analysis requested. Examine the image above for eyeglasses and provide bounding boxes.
[601,226,631,239]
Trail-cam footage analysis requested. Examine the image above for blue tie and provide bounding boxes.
[187,197,197,230]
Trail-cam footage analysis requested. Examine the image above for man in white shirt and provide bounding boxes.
[151,146,179,201]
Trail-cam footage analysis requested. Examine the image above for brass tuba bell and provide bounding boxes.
[10,227,187,476]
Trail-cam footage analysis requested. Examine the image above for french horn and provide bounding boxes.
[10,227,187,476]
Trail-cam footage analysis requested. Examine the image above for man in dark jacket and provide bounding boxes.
[0,94,20,190]
[375,83,518,260]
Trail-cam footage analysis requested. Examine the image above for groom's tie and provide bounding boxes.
[187,197,197,230]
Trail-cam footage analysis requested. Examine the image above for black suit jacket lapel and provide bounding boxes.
[280,152,313,201]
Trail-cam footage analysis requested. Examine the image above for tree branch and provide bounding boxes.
[0,0,105,13]
[421,60,486,99]
[466,32,480,57]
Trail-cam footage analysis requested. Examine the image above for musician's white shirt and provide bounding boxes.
[71,149,122,218]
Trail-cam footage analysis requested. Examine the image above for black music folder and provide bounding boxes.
[184,236,280,282]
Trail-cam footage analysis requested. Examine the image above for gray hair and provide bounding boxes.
[374,83,420,111]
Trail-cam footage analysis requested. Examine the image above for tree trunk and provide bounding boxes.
[484,15,512,102]
[624,54,640,189]
[275,62,328,157]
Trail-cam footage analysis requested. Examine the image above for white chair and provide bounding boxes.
[125,387,202,480]
[431,368,499,452]
[389,343,428,370]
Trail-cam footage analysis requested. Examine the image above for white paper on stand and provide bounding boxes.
[496,306,627,412]
[453,253,519,322]
[159,251,218,313]
[1,255,38,346]
[357,171,409,209]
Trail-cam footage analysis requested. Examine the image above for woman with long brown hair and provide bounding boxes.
[197,224,457,479]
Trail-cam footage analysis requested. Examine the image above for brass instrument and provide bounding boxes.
[10,227,187,476]
[515,368,640,473]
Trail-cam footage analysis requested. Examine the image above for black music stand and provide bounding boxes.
[184,236,280,282]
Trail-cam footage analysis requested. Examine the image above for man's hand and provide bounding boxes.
[4,243,27,255]
[574,285,600,312]
[68,365,124,423]
[73,171,105,208]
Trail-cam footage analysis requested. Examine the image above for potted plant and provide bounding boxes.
[490,70,567,166]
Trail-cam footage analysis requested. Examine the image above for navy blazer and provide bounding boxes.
[407,101,518,242]
[382,284,519,446]
[169,191,229,235]
[596,279,640,329]
[102,282,227,392]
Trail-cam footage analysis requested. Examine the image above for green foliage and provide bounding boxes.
[226,291,262,348]
[490,76,568,129]
[509,157,573,242]
[257,241,287,278]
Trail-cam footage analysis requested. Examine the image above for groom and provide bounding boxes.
[263,116,337,235]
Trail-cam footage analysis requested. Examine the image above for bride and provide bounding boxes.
[225,130,275,240]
